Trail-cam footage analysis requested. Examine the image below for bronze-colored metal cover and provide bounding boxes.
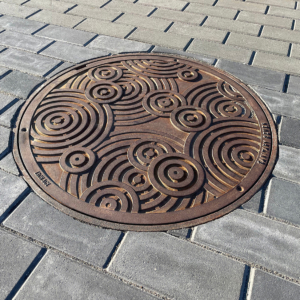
[14,53,277,231]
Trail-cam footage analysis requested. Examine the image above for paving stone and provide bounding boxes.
[45,62,74,79]
[152,45,216,65]
[108,232,245,300]
[216,0,267,13]
[0,125,10,159]
[67,5,122,21]
[15,251,159,300]
[24,0,75,13]
[35,25,96,46]
[0,48,61,76]
[287,75,300,95]
[188,39,252,63]
[0,230,42,300]
[273,145,300,184]
[204,16,260,36]
[0,30,52,53]
[41,41,109,63]
[0,92,18,113]
[0,169,28,218]
[152,8,206,25]
[216,59,285,91]
[262,26,300,44]
[104,0,155,15]
[88,35,151,53]
[241,189,263,212]
[251,269,300,300]
[186,3,238,19]
[0,15,45,34]
[0,66,10,78]
[266,178,300,225]
[167,228,190,238]
[227,32,289,55]
[138,0,187,11]
[0,100,24,128]
[29,10,84,28]
[76,18,135,39]
[269,5,300,19]
[117,13,171,31]
[280,116,300,149]
[0,2,39,19]
[1,0,26,4]
[4,193,122,268]
[238,10,293,29]
[291,43,300,59]
[169,22,227,42]
[253,51,300,76]
[193,209,300,279]
[129,28,190,50]
[64,0,108,6]
[0,152,19,176]
[0,70,44,99]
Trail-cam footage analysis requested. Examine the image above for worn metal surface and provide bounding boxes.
[14,53,277,231]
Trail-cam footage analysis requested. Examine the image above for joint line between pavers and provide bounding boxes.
[31,24,49,36]
[25,9,42,20]
[262,180,272,215]
[64,4,78,14]
[246,267,256,300]
[181,2,190,12]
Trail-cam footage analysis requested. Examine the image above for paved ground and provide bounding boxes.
[0,0,300,299]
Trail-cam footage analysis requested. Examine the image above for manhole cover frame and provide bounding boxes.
[13,53,278,231]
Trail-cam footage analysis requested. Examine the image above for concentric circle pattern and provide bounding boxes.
[14,54,277,231]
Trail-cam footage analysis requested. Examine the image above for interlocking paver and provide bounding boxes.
[167,228,190,238]
[0,30,52,53]
[216,59,285,91]
[88,35,151,53]
[169,22,227,42]
[241,189,263,212]
[227,32,290,55]
[0,126,11,159]
[63,0,108,6]
[24,0,76,13]
[280,116,300,149]
[104,0,155,15]
[287,75,300,95]
[1,0,26,4]
[4,193,122,268]
[193,209,300,279]
[0,92,18,113]
[0,15,45,34]
[246,0,295,9]
[0,2,39,19]
[0,48,61,77]
[15,251,159,300]
[269,5,300,19]
[291,43,300,59]
[138,0,187,11]
[0,152,19,176]
[251,269,300,300]
[29,10,84,28]
[188,39,252,63]
[216,0,267,13]
[76,18,135,39]
[40,41,109,63]
[108,232,245,300]
[45,62,74,79]
[262,26,300,44]
[0,100,24,128]
[0,230,42,300]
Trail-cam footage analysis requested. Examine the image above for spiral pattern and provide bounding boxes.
[88,66,123,82]
[177,68,199,81]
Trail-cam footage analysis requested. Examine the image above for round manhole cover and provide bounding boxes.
[14,53,277,231]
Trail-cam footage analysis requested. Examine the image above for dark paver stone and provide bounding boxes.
[0,92,18,113]
[0,125,11,158]
[280,116,300,149]
[167,227,190,238]
[0,152,19,175]
[45,62,74,78]
[287,75,300,95]
[241,189,263,212]
[0,99,24,128]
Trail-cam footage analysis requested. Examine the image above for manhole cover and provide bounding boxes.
[14,53,277,231]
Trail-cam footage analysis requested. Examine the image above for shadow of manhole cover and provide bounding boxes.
[14,53,277,231]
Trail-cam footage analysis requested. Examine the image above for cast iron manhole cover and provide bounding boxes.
[14,53,277,231]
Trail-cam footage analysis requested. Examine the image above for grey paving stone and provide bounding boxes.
[266,178,300,225]
[216,0,267,13]
[152,46,216,65]
[0,2,39,19]
[241,189,263,213]
[0,230,42,300]
[0,169,28,219]
[108,232,245,300]
[41,41,110,63]
[88,35,151,53]
[0,70,44,98]
[0,92,18,113]
[4,193,122,268]
[45,62,74,79]
[287,75,300,95]
[0,99,24,128]
[139,0,187,10]
[280,116,300,149]
[216,60,285,92]
[167,228,190,238]
[0,125,11,158]
[273,145,300,184]
[35,25,96,46]
[251,269,300,300]
[0,152,19,175]
[0,48,61,76]
[15,251,159,300]
[24,0,76,13]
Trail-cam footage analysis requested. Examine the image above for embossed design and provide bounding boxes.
[15,54,277,231]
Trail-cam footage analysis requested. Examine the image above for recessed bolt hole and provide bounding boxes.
[21,128,27,132]
[236,186,244,192]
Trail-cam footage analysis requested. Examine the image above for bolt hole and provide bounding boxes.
[21,128,27,132]
[236,186,244,192]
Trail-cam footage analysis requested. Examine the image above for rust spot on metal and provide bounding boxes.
[14,53,278,231]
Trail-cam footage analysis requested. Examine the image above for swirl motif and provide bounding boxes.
[177,68,199,81]
[88,66,123,82]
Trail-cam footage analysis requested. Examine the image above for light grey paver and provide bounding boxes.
[193,209,300,279]
[0,2,39,19]
[188,39,252,63]
[108,232,245,300]
[64,0,108,6]
[291,43,300,59]
[167,228,190,239]
[268,5,300,19]
[0,15,46,34]
[287,75,300,95]
[241,189,263,212]
[4,193,122,268]
[266,178,300,225]
[104,0,155,15]
[216,0,267,13]
[24,0,76,13]
[88,35,151,53]
[273,145,300,184]
[0,230,42,300]
[251,269,300,300]
[216,59,285,91]
[35,25,96,46]
[67,6,122,21]
[0,30,52,53]
[0,70,44,98]
[0,66,10,78]
[0,125,10,159]
[0,92,18,113]
[45,62,74,79]
[0,48,61,76]
[246,0,295,9]
[41,41,109,63]
[280,116,300,149]
[138,0,187,11]
[0,169,28,218]
[262,26,300,44]
[15,251,159,300]
[0,152,19,176]
[0,100,24,128]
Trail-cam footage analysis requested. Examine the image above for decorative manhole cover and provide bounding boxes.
[14,53,277,231]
